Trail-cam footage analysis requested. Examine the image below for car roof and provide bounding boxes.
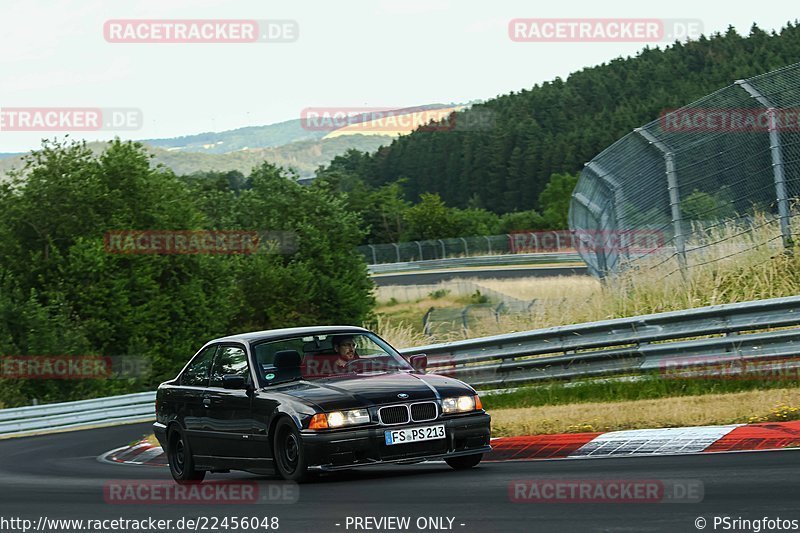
[210,325,370,345]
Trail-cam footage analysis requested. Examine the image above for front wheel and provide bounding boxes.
[445,453,482,470]
[273,418,308,482]
[167,426,206,484]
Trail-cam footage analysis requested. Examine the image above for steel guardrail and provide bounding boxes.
[400,295,800,387]
[368,252,584,275]
[2,295,800,437]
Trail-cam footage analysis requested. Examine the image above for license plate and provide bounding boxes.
[384,424,445,445]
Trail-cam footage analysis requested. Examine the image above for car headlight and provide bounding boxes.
[442,395,482,413]
[308,409,370,429]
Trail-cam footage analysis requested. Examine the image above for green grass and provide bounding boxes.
[481,374,800,411]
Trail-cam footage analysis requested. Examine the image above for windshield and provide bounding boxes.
[252,332,412,385]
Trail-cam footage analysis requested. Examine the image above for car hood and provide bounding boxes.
[268,371,474,411]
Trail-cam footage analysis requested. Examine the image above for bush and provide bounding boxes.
[428,289,451,299]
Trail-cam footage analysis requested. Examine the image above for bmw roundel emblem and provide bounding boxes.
[397,393,409,399]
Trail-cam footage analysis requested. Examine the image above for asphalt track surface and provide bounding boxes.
[2,422,800,533]
[372,266,588,286]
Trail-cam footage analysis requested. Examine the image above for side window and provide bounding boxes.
[209,345,249,388]
[180,345,218,387]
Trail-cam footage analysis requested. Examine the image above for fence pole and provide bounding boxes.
[392,242,401,263]
[736,79,794,253]
[415,240,423,260]
[461,237,469,256]
[439,239,446,259]
[485,235,492,254]
[636,127,688,278]
[368,244,377,264]
[422,308,433,336]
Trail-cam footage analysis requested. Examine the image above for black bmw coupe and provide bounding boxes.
[153,326,491,483]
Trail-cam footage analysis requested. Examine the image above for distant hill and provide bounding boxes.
[142,118,324,154]
[0,134,391,179]
[150,134,390,177]
[141,103,461,154]
[0,103,462,179]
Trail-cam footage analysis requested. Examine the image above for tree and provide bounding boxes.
[0,141,377,406]
[402,193,456,241]
[539,173,579,228]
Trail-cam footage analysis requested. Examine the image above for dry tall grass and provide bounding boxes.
[374,215,800,345]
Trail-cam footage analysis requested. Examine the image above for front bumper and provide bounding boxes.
[301,411,491,470]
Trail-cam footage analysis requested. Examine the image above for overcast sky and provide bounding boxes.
[0,0,798,152]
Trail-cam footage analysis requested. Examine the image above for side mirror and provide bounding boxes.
[222,374,247,389]
[408,354,427,373]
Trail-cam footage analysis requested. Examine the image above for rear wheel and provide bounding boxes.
[446,453,482,470]
[273,418,308,482]
[168,426,206,484]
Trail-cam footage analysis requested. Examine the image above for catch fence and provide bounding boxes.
[569,62,800,278]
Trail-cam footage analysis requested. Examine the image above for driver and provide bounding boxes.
[332,335,359,372]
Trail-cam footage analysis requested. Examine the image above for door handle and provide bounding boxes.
[202,398,211,408]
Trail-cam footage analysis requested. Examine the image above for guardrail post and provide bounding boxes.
[736,79,794,254]
[636,127,688,279]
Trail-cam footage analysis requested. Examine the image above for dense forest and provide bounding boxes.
[0,140,374,406]
[320,24,800,217]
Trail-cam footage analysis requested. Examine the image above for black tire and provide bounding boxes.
[167,426,206,484]
[273,418,308,482]
[445,453,483,470]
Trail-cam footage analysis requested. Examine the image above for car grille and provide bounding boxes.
[410,402,437,422]
[379,405,410,425]
[378,402,439,425]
